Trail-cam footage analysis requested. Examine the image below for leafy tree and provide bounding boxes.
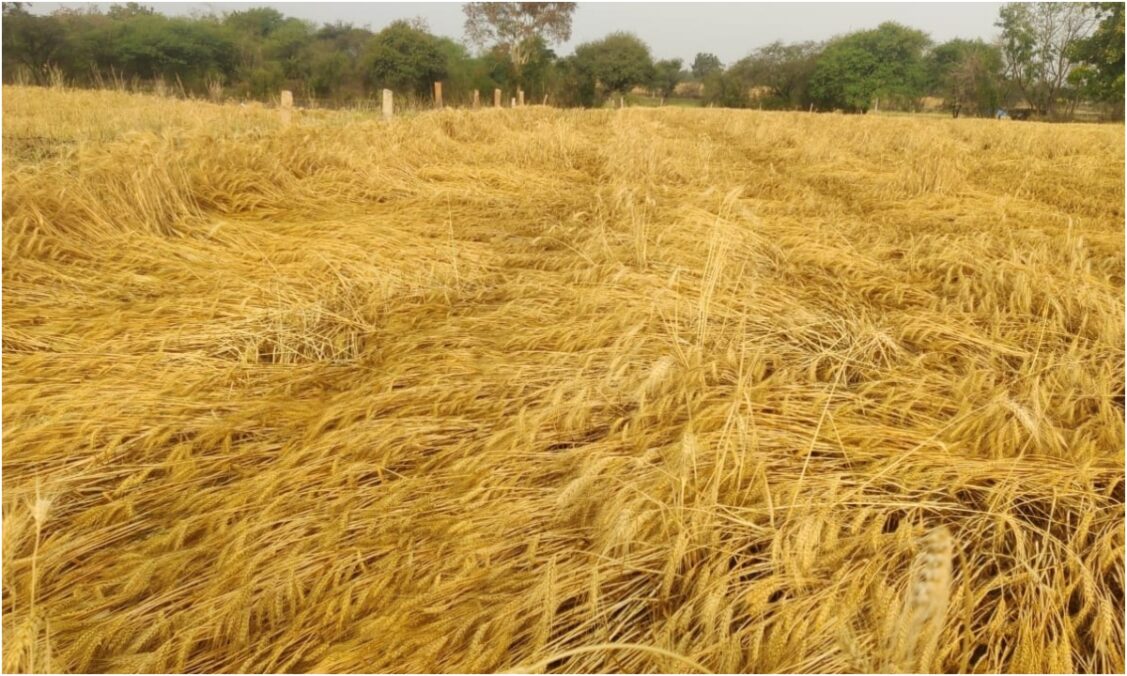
[434,37,495,103]
[691,52,722,80]
[808,22,931,112]
[93,12,235,85]
[223,7,286,39]
[651,57,683,99]
[307,22,376,100]
[516,36,559,99]
[1067,2,1124,114]
[928,39,1003,117]
[728,40,820,109]
[702,70,749,108]
[2,3,66,73]
[264,17,315,80]
[308,47,348,98]
[463,2,575,88]
[365,20,447,97]
[573,32,654,99]
[106,2,154,20]
[247,62,285,98]
[996,2,1098,115]
[553,53,598,107]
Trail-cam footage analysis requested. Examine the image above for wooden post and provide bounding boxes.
[511,97,516,108]
[809,102,814,113]
[280,89,293,125]
[434,81,443,109]
[618,95,624,109]
[517,89,524,106]
[472,89,480,109]
[873,97,879,113]
[382,88,393,120]
[543,93,549,106]
[494,88,502,107]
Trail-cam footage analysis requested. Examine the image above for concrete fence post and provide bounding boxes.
[280,89,293,125]
[517,89,524,107]
[434,81,443,109]
[473,89,480,109]
[494,88,502,107]
[382,89,393,120]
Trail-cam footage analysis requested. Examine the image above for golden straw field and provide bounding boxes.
[2,85,1124,673]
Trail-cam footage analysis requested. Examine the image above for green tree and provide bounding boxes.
[553,53,598,107]
[223,6,285,39]
[702,70,749,108]
[808,22,931,112]
[106,2,154,19]
[94,12,235,86]
[996,2,1098,116]
[691,52,722,80]
[651,57,683,99]
[307,46,348,98]
[728,40,820,109]
[2,3,66,73]
[1068,2,1124,115]
[573,32,654,98]
[463,2,575,89]
[365,20,447,98]
[308,22,376,100]
[263,18,314,80]
[928,39,1003,117]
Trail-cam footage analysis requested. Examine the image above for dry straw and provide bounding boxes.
[2,84,1124,673]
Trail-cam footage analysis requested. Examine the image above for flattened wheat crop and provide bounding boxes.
[3,86,1124,673]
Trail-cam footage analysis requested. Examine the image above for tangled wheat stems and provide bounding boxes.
[2,86,1124,673]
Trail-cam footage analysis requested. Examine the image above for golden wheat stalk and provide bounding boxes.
[883,526,954,673]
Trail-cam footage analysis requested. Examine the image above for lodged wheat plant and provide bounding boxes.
[2,85,1124,673]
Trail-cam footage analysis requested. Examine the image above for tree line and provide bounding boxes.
[2,2,1122,118]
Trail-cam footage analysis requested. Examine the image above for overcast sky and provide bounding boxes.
[25,2,1007,64]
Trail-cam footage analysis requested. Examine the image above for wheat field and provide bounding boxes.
[2,85,1124,673]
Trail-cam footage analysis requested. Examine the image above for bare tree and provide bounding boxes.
[463,2,576,86]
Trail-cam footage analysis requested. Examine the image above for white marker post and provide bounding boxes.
[382,89,393,121]
[280,90,293,125]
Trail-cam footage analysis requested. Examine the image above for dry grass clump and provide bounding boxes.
[2,85,1124,673]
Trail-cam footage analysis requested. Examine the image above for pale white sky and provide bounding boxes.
[25,2,1007,64]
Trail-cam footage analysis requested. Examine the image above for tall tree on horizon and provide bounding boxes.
[463,2,576,88]
[1067,2,1124,116]
[996,2,1098,115]
[691,52,722,80]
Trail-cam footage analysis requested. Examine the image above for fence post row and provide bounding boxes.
[311,84,547,121]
